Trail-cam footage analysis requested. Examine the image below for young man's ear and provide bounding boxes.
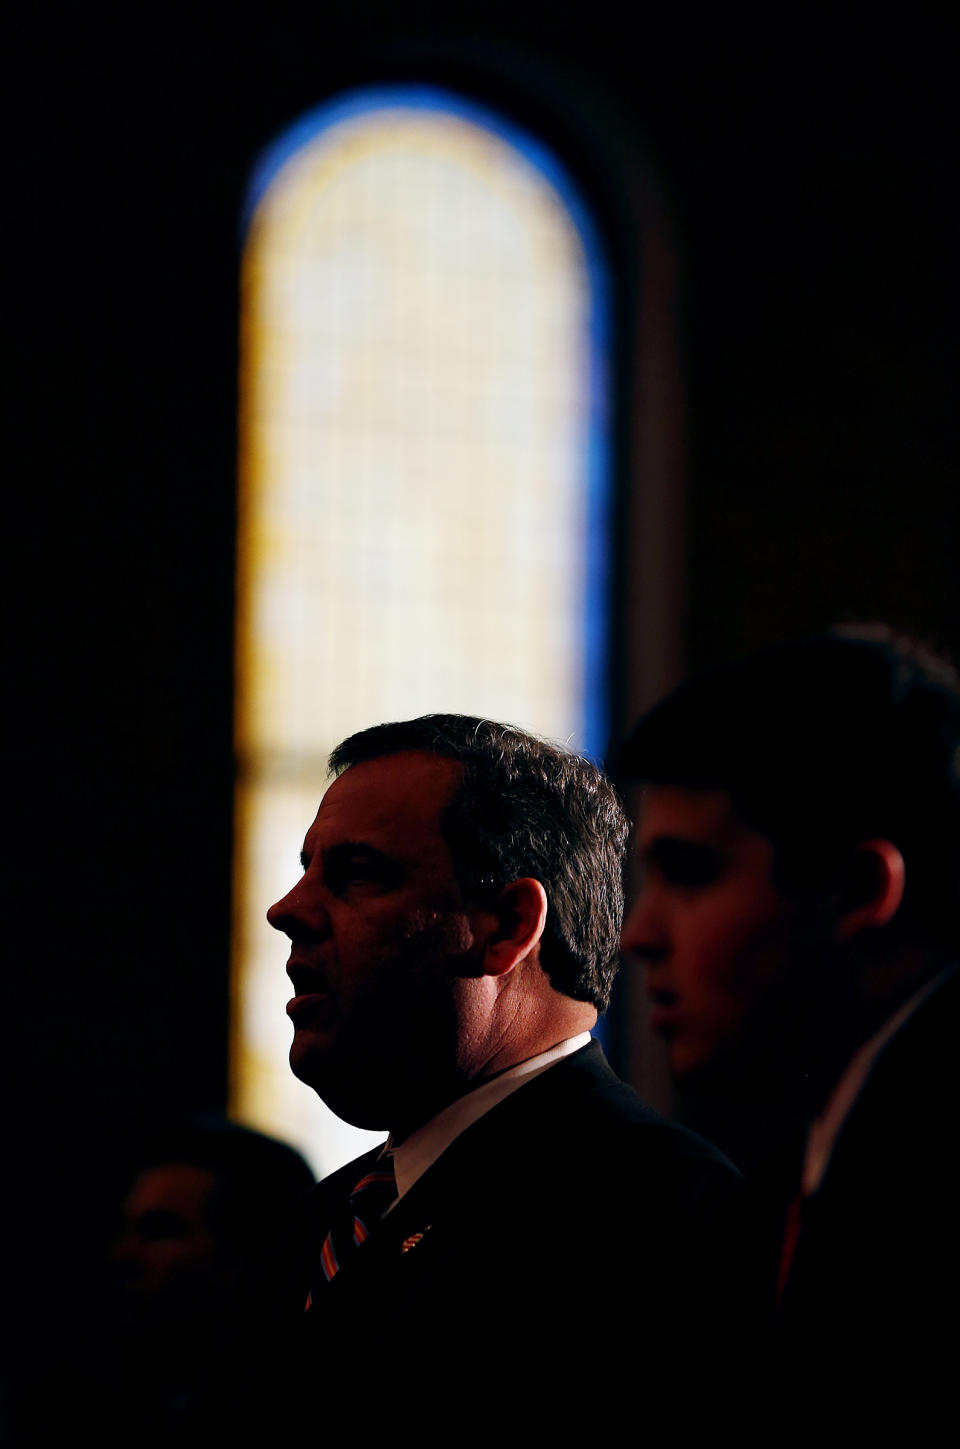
[835,838,906,942]
[480,878,549,977]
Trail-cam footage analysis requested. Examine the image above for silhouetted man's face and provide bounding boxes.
[621,786,802,1083]
[267,751,486,1130]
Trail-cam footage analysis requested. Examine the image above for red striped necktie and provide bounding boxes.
[309,1158,398,1301]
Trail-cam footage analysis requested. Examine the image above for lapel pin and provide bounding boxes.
[401,1226,431,1253]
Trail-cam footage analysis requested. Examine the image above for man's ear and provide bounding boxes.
[480,878,549,978]
[835,838,906,942]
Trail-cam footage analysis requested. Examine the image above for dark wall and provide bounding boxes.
[672,30,957,669]
[6,3,956,1349]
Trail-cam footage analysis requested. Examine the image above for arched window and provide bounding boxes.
[232,87,612,1173]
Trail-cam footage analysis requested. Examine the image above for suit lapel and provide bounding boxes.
[301,1042,626,1300]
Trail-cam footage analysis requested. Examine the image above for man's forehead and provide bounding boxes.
[636,783,745,844]
[126,1163,217,1216]
[307,750,464,844]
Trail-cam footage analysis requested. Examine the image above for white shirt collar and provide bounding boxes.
[802,972,949,1195]
[386,1032,593,1204]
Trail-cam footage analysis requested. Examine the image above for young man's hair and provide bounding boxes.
[618,626,960,949]
[329,715,629,1011]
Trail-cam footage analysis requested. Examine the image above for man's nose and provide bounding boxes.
[266,878,330,938]
[620,893,668,965]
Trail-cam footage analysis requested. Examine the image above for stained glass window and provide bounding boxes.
[233,88,611,1174]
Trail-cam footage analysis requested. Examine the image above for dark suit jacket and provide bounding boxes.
[214,1042,741,1431]
[773,966,960,1416]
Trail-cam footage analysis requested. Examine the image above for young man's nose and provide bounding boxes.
[621,896,669,964]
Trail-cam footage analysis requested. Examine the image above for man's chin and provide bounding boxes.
[669,1030,808,1104]
[663,1033,720,1087]
[288,1040,392,1131]
[288,1028,332,1087]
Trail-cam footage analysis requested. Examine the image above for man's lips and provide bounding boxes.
[646,987,681,1033]
[286,992,336,1024]
[286,959,336,1023]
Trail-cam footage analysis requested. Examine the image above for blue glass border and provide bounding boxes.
[244,84,612,765]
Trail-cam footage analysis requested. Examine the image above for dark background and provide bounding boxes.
[5,2,956,1354]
